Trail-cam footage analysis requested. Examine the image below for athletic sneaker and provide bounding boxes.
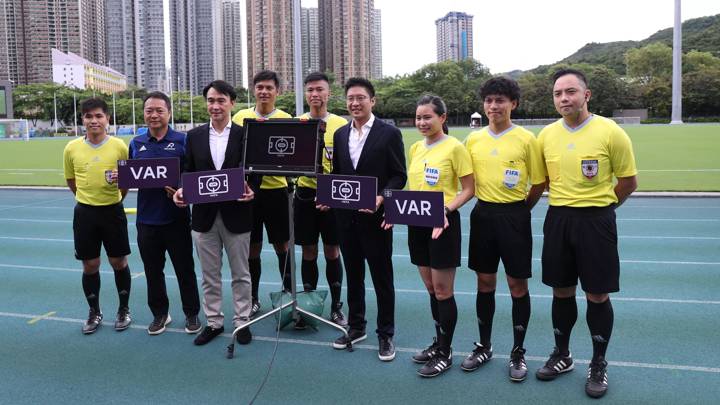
[412,337,440,364]
[332,329,367,349]
[114,307,131,331]
[585,357,609,398]
[193,325,225,345]
[249,299,261,319]
[417,349,452,378]
[536,347,574,381]
[330,302,348,328]
[508,346,528,382]
[236,327,252,345]
[185,315,202,334]
[378,336,396,361]
[460,343,493,371]
[82,308,103,335]
[147,314,171,335]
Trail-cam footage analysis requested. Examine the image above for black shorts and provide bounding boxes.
[541,205,619,294]
[468,200,532,279]
[251,188,290,244]
[408,210,461,269]
[293,187,339,246]
[73,202,131,260]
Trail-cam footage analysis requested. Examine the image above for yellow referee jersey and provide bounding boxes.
[538,115,637,207]
[63,136,128,206]
[408,135,473,205]
[296,113,348,189]
[232,107,292,189]
[465,125,546,203]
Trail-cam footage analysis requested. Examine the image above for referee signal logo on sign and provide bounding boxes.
[268,136,295,155]
[581,159,598,179]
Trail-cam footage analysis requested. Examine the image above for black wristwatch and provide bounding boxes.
[444,206,451,216]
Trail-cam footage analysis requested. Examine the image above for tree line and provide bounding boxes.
[12,42,720,129]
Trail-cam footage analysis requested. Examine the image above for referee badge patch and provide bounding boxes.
[324,146,333,161]
[581,159,599,179]
[424,166,440,186]
[503,169,520,189]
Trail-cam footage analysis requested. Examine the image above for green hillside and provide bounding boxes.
[551,14,720,74]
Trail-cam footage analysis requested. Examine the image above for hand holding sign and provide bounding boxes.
[431,214,450,240]
[173,187,187,208]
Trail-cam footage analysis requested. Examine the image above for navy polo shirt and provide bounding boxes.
[128,128,190,225]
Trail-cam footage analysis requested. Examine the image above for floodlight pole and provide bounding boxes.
[73,92,78,137]
[131,91,136,134]
[53,92,58,133]
[112,92,117,135]
[293,0,303,116]
[670,0,683,124]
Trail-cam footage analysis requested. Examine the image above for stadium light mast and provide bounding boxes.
[670,0,683,124]
[293,0,303,116]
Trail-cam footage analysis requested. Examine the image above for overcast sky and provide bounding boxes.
[166,0,720,86]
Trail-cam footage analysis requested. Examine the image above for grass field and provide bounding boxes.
[1,124,718,190]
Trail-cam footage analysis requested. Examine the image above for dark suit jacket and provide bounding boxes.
[184,123,253,233]
[332,117,407,229]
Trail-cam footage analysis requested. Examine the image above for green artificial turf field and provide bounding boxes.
[0,124,718,190]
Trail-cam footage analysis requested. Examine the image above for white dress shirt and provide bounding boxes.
[348,113,375,169]
[209,119,232,170]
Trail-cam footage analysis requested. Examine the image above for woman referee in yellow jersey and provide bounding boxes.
[399,95,474,377]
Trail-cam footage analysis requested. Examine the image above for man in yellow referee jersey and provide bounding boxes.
[63,98,132,335]
[294,72,348,328]
[231,70,292,318]
[462,77,546,381]
[535,69,637,398]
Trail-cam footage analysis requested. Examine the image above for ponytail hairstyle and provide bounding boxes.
[416,94,449,135]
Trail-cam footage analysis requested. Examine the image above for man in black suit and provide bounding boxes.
[328,77,407,361]
[173,80,255,346]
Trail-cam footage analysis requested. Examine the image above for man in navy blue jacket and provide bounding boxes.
[129,91,201,335]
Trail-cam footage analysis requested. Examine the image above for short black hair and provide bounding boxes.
[552,68,588,88]
[479,76,521,104]
[202,80,237,100]
[344,77,375,98]
[253,70,280,88]
[80,97,109,115]
[143,91,172,110]
[303,71,330,86]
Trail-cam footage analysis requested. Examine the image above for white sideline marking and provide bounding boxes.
[0,310,719,374]
[1,263,719,305]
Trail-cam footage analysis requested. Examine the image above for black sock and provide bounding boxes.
[512,293,531,349]
[249,257,261,300]
[114,266,131,309]
[429,293,440,340]
[552,296,578,356]
[301,259,319,291]
[82,272,100,311]
[276,251,292,291]
[587,299,613,362]
[326,257,343,307]
[437,296,457,355]
[476,290,495,348]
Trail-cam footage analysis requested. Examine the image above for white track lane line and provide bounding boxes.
[1,310,718,374]
[1,263,719,305]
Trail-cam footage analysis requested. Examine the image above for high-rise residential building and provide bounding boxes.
[221,0,243,88]
[300,7,319,76]
[370,8,382,79]
[246,0,295,92]
[1,0,107,85]
[105,0,166,91]
[435,11,474,62]
[170,0,223,94]
[318,0,377,85]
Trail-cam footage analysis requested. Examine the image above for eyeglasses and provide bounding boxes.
[346,95,368,103]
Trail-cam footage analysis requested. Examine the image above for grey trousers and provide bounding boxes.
[192,214,251,329]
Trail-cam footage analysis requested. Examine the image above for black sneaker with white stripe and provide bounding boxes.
[417,349,452,378]
[585,357,609,398]
[147,314,171,335]
[460,342,492,372]
[412,337,440,364]
[508,346,528,382]
[536,347,574,380]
